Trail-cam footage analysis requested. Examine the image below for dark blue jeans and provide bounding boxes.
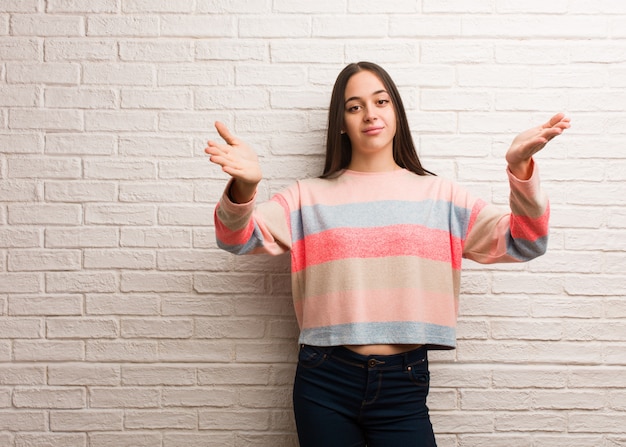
[293,345,437,447]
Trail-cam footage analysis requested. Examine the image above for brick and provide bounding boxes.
[47,318,118,339]
[0,273,41,293]
[85,204,156,225]
[0,227,41,248]
[235,342,297,363]
[13,340,84,362]
[45,181,116,202]
[123,0,195,13]
[199,409,271,431]
[160,15,236,37]
[84,159,155,180]
[9,249,81,271]
[458,65,529,88]
[9,295,83,316]
[87,15,159,36]
[50,410,123,432]
[194,272,265,294]
[0,365,45,385]
[195,87,269,110]
[46,0,118,13]
[197,0,271,13]
[46,134,115,155]
[84,249,155,270]
[157,340,232,362]
[240,16,310,38]
[86,341,158,362]
[11,14,84,36]
[195,39,266,61]
[157,249,231,271]
[0,0,40,12]
[0,85,38,107]
[463,16,607,38]
[86,294,160,316]
[120,318,193,338]
[13,387,86,409]
[0,133,42,154]
[83,63,154,86]
[45,227,118,248]
[0,38,40,61]
[0,412,45,431]
[121,272,192,293]
[89,387,160,408]
[158,63,233,86]
[120,227,191,248]
[46,272,117,293]
[162,387,235,407]
[124,410,196,429]
[497,0,568,13]
[118,136,192,157]
[158,205,213,226]
[0,318,41,338]
[9,109,83,131]
[122,365,196,386]
[121,88,192,110]
[44,38,117,61]
[162,295,232,317]
[48,364,120,386]
[120,40,193,62]
[239,386,291,409]
[421,89,492,111]
[85,111,157,132]
[458,435,532,447]
[236,65,307,86]
[14,433,86,447]
[195,318,265,339]
[9,157,81,179]
[120,182,193,203]
[89,433,162,447]
[422,41,494,64]
[45,87,117,109]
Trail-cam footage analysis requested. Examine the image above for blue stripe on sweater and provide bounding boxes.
[216,222,266,255]
[291,200,473,243]
[299,321,457,349]
[506,231,548,261]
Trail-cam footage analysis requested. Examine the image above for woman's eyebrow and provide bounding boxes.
[344,89,388,104]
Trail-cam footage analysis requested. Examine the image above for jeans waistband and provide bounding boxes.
[302,345,428,370]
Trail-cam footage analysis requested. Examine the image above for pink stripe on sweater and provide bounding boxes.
[511,207,550,241]
[291,224,463,273]
[295,288,458,330]
[214,209,255,246]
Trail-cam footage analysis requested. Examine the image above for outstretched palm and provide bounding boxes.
[205,121,262,186]
[506,113,571,178]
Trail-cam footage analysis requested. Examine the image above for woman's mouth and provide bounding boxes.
[363,127,384,135]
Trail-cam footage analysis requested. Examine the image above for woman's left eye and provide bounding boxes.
[377,99,390,105]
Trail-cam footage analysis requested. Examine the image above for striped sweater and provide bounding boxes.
[215,166,549,349]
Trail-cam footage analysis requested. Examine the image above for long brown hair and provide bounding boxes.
[321,61,434,178]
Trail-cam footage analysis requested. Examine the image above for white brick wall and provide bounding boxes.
[0,1,624,446]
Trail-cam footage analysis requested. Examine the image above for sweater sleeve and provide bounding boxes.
[214,180,293,256]
[462,162,549,264]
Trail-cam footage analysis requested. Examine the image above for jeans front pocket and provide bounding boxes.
[298,344,330,369]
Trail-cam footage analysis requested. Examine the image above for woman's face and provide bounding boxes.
[342,70,397,166]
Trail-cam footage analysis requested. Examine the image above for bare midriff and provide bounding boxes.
[343,344,423,356]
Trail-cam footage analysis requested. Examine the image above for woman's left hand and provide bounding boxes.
[506,113,571,180]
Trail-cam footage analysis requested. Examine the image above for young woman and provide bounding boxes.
[206,61,570,447]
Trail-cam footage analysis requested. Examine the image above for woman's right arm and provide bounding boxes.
[205,121,262,204]
[206,122,292,256]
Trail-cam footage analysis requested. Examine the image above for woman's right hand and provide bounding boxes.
[205,121,262,203]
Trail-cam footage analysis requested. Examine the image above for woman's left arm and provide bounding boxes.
[506,113,571,180]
